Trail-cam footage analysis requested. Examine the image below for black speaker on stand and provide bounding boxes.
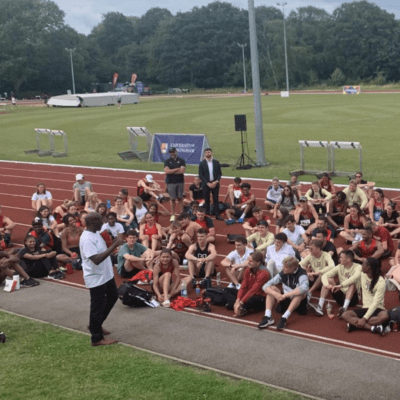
[233,114,257,170]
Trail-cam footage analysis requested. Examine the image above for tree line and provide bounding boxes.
[1,0,399,96]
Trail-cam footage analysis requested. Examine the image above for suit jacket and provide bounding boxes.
[199,159,222,185]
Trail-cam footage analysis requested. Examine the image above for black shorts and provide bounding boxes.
[276,296,308,315]
[232,207,252,219]
[119,266,141,279]
[139,192,152,202]
[331,289,359,307]
[354,308,385,320]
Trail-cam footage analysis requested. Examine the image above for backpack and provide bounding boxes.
[204,287,238,308]
[227,234,241,244]
[118,282,154,307]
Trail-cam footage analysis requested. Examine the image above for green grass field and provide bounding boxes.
[0,311,307,400]
[1,93,399,187]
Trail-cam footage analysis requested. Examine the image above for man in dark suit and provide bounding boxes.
[199,148,223,220]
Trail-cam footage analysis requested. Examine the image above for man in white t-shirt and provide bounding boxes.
[283,216,309,253]
[80,212,123,346]
[265,232,296,277]
[73,174,93,205]
[221,235,253,289]
[100,212,125,241]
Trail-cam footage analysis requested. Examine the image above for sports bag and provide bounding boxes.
[118,282,154,307]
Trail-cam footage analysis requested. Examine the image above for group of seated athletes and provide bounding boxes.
[1,171,399,334]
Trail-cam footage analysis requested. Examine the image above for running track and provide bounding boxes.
[1,160,399,361]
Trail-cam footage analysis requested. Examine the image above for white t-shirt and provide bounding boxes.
[226,247,253,265]
[32,191,52,201]
[135,205,147,224]
[101,222,125,238]
[266,185,284,202]
[73,181,93,197]
[38,215,55,229]
[79,230,114,288]
[283,225,306,245]
[265,243,296,272]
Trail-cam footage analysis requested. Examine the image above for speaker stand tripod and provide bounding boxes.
[233,130,257,170]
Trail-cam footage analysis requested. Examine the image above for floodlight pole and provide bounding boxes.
[66,48,76,94]
[237,43,247,93]
[277,2,289,93]
[248,0,267,166]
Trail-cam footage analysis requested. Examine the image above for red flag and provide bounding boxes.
[112,73,118,88]
[131,73,137,85]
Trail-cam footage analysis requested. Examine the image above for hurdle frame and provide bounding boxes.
[290,140,330,177]
[25,129,68,157]
[330,141,362,178]
[118,127,153,161]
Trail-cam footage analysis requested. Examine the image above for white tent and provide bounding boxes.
[47,92,139,107]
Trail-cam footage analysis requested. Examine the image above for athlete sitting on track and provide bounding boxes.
[223,177,242,206]
[73,174,93,206]
[0,249,39,288]
[242,206,271,237]
[117,230,153,279]
[139,212,162,252]
[310,250,361,318]
[31,182,53,211]
[221,235,253,290]
[246,221,275,255]
[137,174,168,205]
[225,182,255,224]
[184,176,204,206]
[0,205,15,249]
[258,256,309,331]
[192,207,215,243]
[152,249,181,307]
[233,251,271,317]
[342,257,389,335]
[166,222,191,264]
[184,228,217,290]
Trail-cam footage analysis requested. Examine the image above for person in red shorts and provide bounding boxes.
[366,220,394,258]
[233,251,270,317]
[0,205,15,248]
[223,177,243,206]
[225,183,256,224]
[166,222,191,263]
[242,206,270,237]
[192,207,215,243]
[351,227,383,263]
[152,249,181,307]
[139,212,162,251]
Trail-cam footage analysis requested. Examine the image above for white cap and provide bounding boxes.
[76,174,84,181]
[145,174,153,183]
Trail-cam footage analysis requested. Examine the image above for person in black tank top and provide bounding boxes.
[183,228,217,290]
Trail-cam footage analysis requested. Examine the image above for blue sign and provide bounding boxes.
[151,134,209,165]
[136,82,144,94]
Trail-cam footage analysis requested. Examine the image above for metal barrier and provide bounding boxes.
[118,127,153,161]
[290,140,362,178]
[25,129,68,157]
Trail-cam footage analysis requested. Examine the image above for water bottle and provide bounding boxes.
[181,281,187,297]
[195,282,201,296]
[106,199,111,209]
[216,272,221,287]
[326,302,332,315]
[71,252,80,270]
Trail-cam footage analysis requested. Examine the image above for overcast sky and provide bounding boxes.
[53,0,400,35]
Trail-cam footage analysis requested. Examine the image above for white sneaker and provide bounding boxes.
[162,300,171,308]
[236,283,241,290]
[227,283,235,289]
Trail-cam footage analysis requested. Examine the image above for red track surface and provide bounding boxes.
[1,160,399,360]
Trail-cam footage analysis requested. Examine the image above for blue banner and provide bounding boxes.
[151,134,208,165]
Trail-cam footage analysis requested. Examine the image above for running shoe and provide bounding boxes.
[337,307,345,319]
[309,302,324,316]
[20,277,40,288]
[258,316,275,329]
[346,323,357,333]
[276,317,287,331]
